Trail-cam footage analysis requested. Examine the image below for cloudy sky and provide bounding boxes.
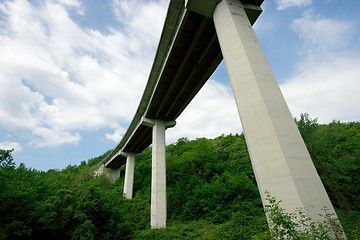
[1,0,359,171]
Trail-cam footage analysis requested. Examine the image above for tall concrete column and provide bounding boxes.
[213,0,340,226]
[142,117,176,229]
[123,153,136,199]
[151,120,167,229]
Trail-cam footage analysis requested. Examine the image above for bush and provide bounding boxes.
[264,192,347,240]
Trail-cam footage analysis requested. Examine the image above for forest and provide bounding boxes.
[0,114,359,239]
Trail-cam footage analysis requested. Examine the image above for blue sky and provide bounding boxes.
[0,0,359,171]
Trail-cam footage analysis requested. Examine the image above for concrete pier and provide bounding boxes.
[213,0,339,224]
[151,120,167,229]
[123,153,136,199]
[142,117,176,229]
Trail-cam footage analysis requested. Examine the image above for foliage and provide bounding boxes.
[263,192,346,240]
[295,114,360,211]
[0,115,359,239]
[0,148,15,169]
[131,221,220,240]
[0,162,132,239]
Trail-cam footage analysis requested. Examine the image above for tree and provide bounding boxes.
[0,148,15,169]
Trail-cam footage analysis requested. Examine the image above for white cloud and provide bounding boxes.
[291,11,353,54]
[1,0,358,157]
[57,0,84,14]
[105,125,126,142]
[30,127,81,147]
[276,0,312,11]
[281,56,360,123]
[167,80,241,143]
[111,0,167,50]
[0,0,167,147]
[280,11,360,123]
[0,141,23,152]
[289,12,357,80]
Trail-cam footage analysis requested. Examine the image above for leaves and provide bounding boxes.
[0,148,15,169]
[264,192,347,240]
[0,160,132,239]
[0,115,359,239]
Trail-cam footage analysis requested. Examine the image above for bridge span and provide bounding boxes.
[98,0,344,234]
[102,0,262,169]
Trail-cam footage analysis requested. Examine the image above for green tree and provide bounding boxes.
[0,118,359,239]
[0,148,15,169]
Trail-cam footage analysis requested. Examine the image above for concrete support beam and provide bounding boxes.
[142,117,176,229]
[123,153,136,199]
[141,116,176,129]
[213,0,342,228]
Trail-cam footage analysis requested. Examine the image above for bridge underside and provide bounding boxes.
[104,0,263,168]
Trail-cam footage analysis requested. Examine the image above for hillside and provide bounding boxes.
[0,114,359,239]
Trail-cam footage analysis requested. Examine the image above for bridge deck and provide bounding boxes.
[103,0,263,168]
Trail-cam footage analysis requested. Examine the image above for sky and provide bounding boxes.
[0,0,359,171]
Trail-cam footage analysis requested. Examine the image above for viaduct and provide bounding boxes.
[97,0,344,234]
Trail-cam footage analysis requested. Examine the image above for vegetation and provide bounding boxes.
[0,114,359,239]
[0,148,15,169]
[261,192,346,240]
